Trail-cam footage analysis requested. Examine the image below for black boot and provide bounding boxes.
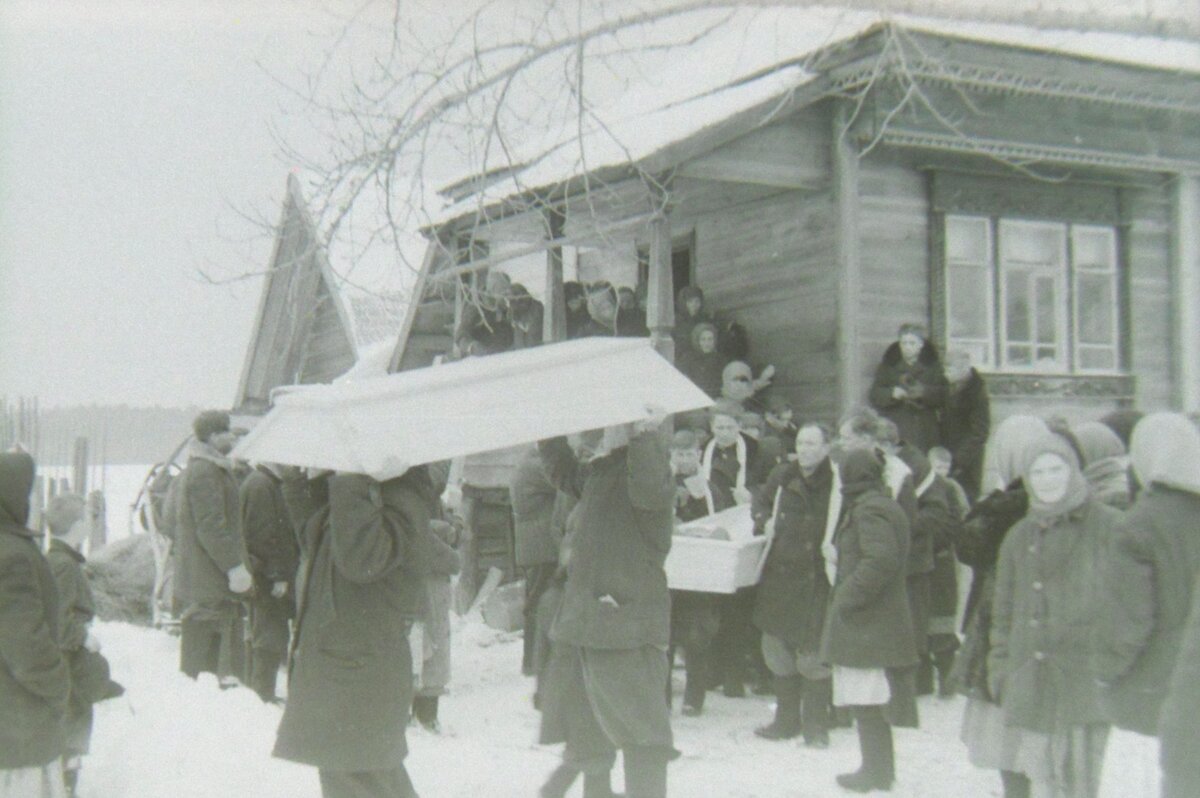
[934,650,957,699]
[836,708,894,792]
[412,695,440,732]
[754,674,802,739]
[540,764,580,798]
[623,746,668,798]
[801,676,832,748]
[1000,769,1031,798]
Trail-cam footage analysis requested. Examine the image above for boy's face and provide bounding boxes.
[930,457,952,478]
[697,329,716,354]
[710,414,740,447]
[670,447,701,475]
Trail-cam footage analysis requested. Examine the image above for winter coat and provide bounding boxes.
[46,540,94,654]
[751,458,834,652]
[175,442,245,619]
[273,469,433,771]
[940,368,990,500]
[987,500,1121,733]
[455,301,513,355]
[676,349,727,399]
[704,434,763,510]
[1091,484,1200,734]
[927,475,963,623]
[539,432,674,650]
[240,467,300,589]
[0,452,69,769]
[510,446,562,568]
[1160,579,1200,797]
[820,487,917,669]
[868,340,948,454]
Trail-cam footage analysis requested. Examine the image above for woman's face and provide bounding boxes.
[686,297,702,316]
[697,329,716,353]
[1028,453,1072,504]
[899,333,924,363]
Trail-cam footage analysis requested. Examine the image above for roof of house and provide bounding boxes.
[430,5,1200,226]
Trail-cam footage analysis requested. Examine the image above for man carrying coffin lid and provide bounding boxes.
[537,408,676,798]
[273,461,433,798]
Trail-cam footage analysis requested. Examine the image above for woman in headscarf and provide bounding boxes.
[1071,421,1131,509]
[987,432,1120,798]
[868,323,948,453]
[674,322,727,399]
[820,448,916,793]
[672,285,711,355]
[0,451,71,798]
[1092,414,1200,797]
[952,415,1047,798]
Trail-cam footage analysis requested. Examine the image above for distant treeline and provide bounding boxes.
[34,405,201,466]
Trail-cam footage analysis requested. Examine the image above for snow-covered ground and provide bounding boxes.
[82,617,1002,798]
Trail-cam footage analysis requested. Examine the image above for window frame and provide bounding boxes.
[941,213,1123,377]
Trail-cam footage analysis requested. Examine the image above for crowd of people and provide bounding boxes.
[5,297,1200,797]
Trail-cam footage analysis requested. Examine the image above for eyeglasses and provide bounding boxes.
[731,376,751,383]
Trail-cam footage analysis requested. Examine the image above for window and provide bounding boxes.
[944,215,1120,374]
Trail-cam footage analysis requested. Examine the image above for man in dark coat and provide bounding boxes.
[751,422,836,747]
[454,270,514,356]
[510,444,564,675]
[0,451,70,793]
[175,410,253,683]
[239,462,300,702]
[868,323,948,454]
[539,413,675,798]
[273,466,434,798]
[940,349,990,502]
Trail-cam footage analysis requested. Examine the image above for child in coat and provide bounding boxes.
[43,494,98,798]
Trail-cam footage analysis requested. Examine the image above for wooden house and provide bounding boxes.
[387,10,1200,432]
[233,174,359,416]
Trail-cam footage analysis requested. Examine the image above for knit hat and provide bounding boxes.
[193,410,231,443]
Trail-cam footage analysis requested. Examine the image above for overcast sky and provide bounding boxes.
[0,1,366,409]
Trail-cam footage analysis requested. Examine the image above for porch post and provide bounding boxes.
[1172,175,1200,412]
[833,101,863,411]
[543,205,567,343]
[646,209,675,363]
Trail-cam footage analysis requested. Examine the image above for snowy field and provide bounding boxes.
[82,617,1002,798]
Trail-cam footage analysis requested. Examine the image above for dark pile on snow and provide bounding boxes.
[88,533,156,625]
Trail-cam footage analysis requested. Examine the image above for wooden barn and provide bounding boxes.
[387,10,1200,431]
[233,174,359,416]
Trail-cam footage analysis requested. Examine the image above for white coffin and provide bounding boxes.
[231,337,711,477]
[665,504,774,593]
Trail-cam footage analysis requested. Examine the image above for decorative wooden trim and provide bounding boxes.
[982,372,1135,399]
[932,172,1121,225]
[927,170,947,352]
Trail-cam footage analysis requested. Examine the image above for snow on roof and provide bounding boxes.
[431,4,1200,225]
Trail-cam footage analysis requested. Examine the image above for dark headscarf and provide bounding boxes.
[0,451,36,528]
[840,448,885,499]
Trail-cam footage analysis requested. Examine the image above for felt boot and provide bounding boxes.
[754,674,802,739]
[836,708,894,792]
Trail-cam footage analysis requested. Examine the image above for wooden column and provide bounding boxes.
[1172,175,1200,412]
[646,210,676,363]
[543,206,567,343]
[833,102,864,412]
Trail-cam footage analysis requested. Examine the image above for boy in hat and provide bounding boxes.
[44,494,97,797]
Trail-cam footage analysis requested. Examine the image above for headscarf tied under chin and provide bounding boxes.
[839,448,885,499]
[0,451,36,528]
[1130,412,1200,495]
[982,415,1051,492]
[1018,432,1089,520]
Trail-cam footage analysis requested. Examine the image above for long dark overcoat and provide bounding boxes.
[940,369,990,500]
[820,488,917,669]
[539,432,674,650]
[868,340,948,453]
[0,452,70,769]
[1092,485,1200,734]
[273,469,432,772]
[987,500,1120,733]
[510,445,562,568]
[175,444,244,617]
[751,458,833,653]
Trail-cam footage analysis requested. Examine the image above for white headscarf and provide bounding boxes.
[981,415,1051,493]
[1130,412,1200,495]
